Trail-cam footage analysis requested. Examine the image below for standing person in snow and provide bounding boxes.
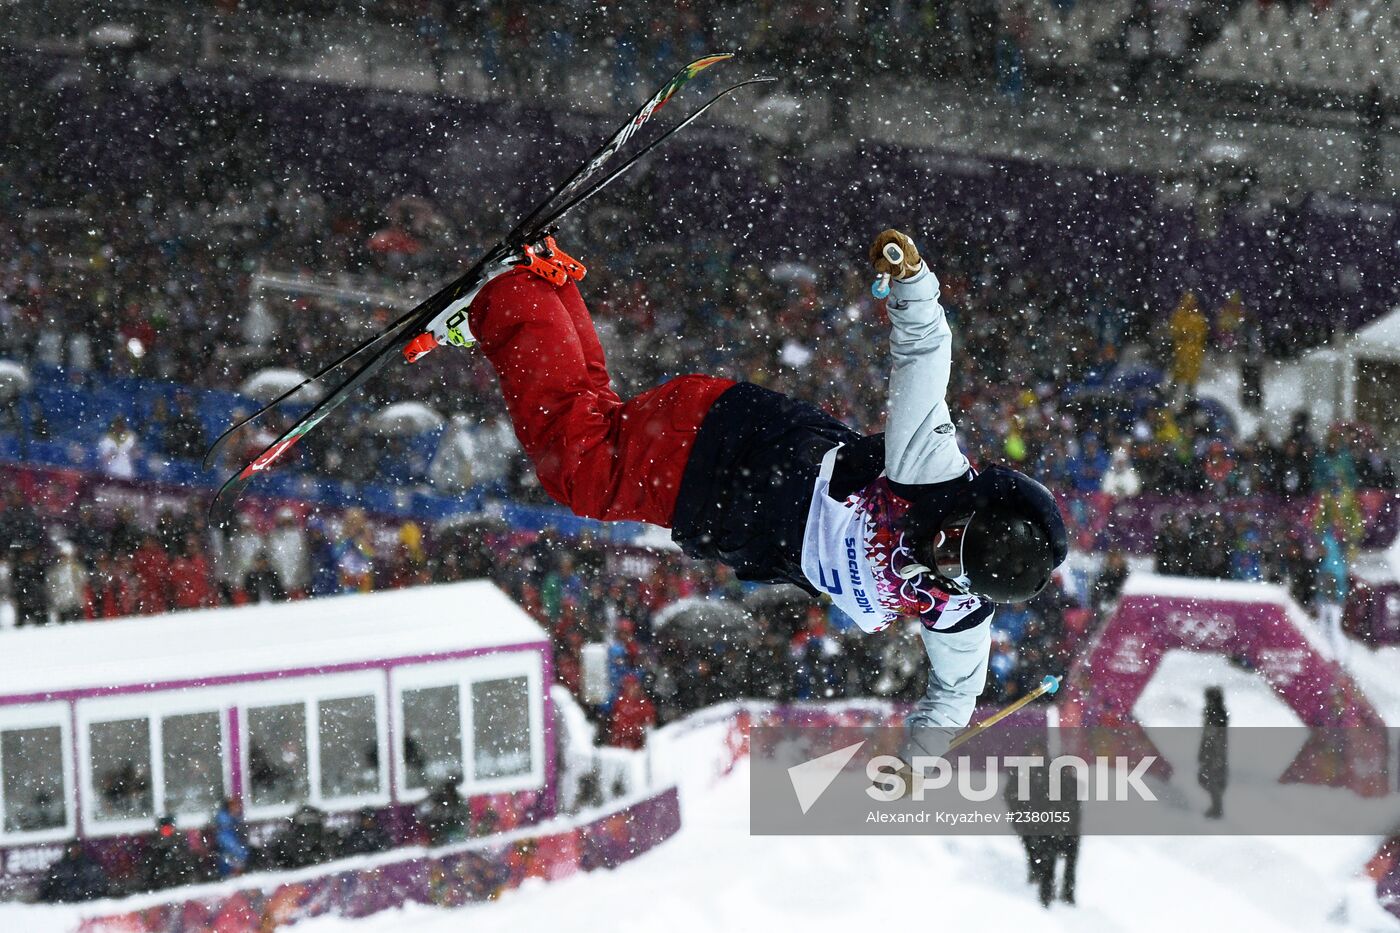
[449,229,1066,753]
[1197,686,1229,819]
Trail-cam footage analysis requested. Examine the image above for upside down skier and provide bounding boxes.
[444,228,1066,755]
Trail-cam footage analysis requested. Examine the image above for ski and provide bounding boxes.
[201,301,422,472]
[208,54,763,523]
[203,52,733,474]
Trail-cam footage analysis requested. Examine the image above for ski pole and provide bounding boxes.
[944,674,1061,754]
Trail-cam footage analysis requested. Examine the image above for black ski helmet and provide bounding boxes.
[902,465,1067,604]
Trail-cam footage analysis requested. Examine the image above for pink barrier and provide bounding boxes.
[73,788,680,933]
[1062,580,1389,796]
[1372,837,1400,924]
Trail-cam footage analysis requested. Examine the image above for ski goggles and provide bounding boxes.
[931,513,975,594]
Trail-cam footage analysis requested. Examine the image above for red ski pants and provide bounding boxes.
[469,269,734,527]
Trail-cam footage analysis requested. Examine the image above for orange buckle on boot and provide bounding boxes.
[518,244,568,287]
[543,236,587,281]
[403,331,438,364]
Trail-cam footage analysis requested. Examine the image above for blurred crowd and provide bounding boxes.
[58,0,1098,94]
[36,786,484,903]
[0,491,434,626]
[175,0,1247,102]
[9,158,1395,500]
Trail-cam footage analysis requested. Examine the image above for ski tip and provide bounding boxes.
[207,472,247,529]
[207,499,233,530]
[688,53,734,71]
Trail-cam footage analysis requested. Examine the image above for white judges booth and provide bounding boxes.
[0,581,553,893]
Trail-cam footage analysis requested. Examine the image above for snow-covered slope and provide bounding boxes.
[291,754,1392,933]
[290,648,1400,933]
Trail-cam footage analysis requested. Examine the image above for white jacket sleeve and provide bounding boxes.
[883,263,971,485]
[904,619,992,757]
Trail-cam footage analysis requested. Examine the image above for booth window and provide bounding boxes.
[89,718,153,822]
[317,695,380,800]
[247,704,309,808]
[1,725,66,834]
[471,677,532,780]
[161,712,224,816]
[401,685,462,791]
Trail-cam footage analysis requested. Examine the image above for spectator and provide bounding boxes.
[36,841,109,903]
[1288,412,1317,462]
[986,631,1018,700]
[1099,444,1141,498]
[212,798,251,877]
[268,805,335,870]
[340,807,392,856]
[147,394,209,463]
[118,303,157,370]
[1315,519,1350,662]
[1282,537,1319,610]
[381,522,430,589]
[1201,440,1235,495]
[335,509,376,593]
[1197,686,1229,820]
[1167,291,1207,399]
[0,488,45,553]
[132,534,172,615]
[1005,742,1080,908]
[995,3,1029,103]
[1153,513,1191,576]
[1275,438,1312,497]
[1230,520,1266,582]
[417,3,449,90]
[266,508,309,597]
[1065,434,1110,493]
[417,778,470,846]
[1355,428,1397,489]
[87,553,137,619]
[243,552,289,604]
[46,540,88,623]
[227,513,266,589]
[108,509,142,568]
[1091,550,1130,615]
[429,414,478,491]
[307,524,341,597]
[1,394,48,456]
[97,415,140,480]
[12,544,49,627]
[143,816,201,891]
[1123,0,1154,89]
[146,398,176,461]
[1316,427,1358,492]
[169,534,218,611]
[607,673,657,749]
[1226,294,1265,412]
[166,392,209,461]
[430,414,517,494]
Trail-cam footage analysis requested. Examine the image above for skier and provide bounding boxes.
[448,229,1066,753]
